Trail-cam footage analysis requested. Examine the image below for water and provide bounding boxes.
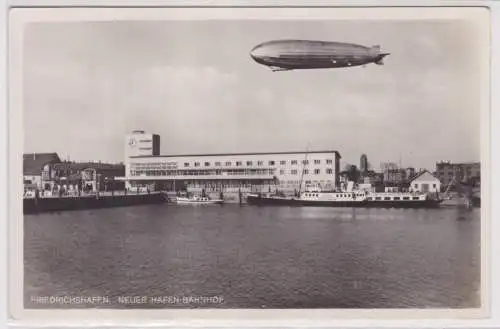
[24,205,481,309]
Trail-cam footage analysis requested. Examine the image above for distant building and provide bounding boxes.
[52,162,125,192]
[409,170,441,193]
[435,161,480,188]
[360,170,384,191]
[383,168,406,187]
[80,165,125,192]
[23,153,61,190]
[405,167,416,180]
[380,162,398,172]
[360,154,368,174]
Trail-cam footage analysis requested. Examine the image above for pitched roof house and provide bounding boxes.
[409,170,441,193]
[23,153,61,176]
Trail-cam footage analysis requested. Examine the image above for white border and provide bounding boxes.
[3,2,498,327]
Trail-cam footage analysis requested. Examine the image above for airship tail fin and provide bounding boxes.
[369,45,383,57]
[375,53,390,65]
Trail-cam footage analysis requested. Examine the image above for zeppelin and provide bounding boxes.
[250,40,390,71]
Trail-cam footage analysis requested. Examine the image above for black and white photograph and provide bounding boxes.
[9,6,490,317]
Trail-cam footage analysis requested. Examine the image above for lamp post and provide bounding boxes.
[96,172,101,193]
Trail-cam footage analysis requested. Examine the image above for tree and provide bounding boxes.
[346,165,360,182]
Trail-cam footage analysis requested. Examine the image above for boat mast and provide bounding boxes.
[443,177,455,197]
[297,143,310,196]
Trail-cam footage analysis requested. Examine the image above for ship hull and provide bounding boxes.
[174,197,223,205]
[246,195,442,209]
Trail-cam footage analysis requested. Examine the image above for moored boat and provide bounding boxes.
[246,189,442,208]
[174,195,223,205]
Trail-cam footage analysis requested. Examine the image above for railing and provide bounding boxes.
[23,190,158,199]
[117,174,275,180]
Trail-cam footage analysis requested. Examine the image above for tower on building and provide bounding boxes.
[125,130,160,159]
[360,154,368,174]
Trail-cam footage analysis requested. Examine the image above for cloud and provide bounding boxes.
[23,20,482,169]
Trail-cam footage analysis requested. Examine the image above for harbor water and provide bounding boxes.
[24,205,481,309]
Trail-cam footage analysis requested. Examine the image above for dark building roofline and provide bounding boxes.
[436,161,480,166]
[52,162,124,170]
[23,152,60,159]
[23,152,61,175]
[408,169,440,182]
[130,150,341,159]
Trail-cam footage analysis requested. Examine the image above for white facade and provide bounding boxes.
[125,130,160,186]
[125,130,160,158]
[409,170,441,193]
[121,131,341,193]
[122,151,340,193]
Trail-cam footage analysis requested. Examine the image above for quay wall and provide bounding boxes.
[24,192,166,214]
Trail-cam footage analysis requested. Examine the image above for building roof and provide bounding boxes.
[131,150,341,159]
[409,170,440,183]
[23,153,61,175]
[436,161,480,167]
[53,162,124,172]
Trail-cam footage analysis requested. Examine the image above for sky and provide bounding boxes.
[23,19,483,171]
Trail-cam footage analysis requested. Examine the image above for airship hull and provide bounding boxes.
[250,40,389,71]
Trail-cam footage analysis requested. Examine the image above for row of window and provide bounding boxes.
[438,172,480,177]
[437,170,480,175]
[131,169,276,177]
[414,183,437,188]
[304,193,364,198]
[132,159,334,169]
[130,168,335,176]
[281,169,334,175]
[367,196,421,201]
[190,159,333,167]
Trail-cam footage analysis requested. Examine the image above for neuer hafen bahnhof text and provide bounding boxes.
[119,130,341,194]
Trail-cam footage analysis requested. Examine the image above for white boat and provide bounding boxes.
[247,182,442,208]
[247,189,441,208]
[174,195,223,205]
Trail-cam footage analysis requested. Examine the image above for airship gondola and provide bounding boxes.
[250,40,390,71]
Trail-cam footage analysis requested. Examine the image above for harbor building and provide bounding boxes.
[409,170,441,193]
[435,161,480,188]
[383,168,407,187]
[23,153,61,191]
[51,162,125,193]
[125,130,161,158]
[23,152,125,196]
[360,154,368,174]
[119,131,341,194]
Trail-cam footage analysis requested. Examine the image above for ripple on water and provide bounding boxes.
[24,205,481,309]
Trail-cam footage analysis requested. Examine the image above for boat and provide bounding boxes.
[247,184,442,208]
[174,195,223,205]
[247,178,442,208]
[246,147,441,209]
[246,189,442,208]
[439,175,480,208]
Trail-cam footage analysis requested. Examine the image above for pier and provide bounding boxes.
[24,191,166,214]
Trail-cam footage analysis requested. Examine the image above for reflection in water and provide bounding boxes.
[24,205,480,309]
[456,207,476,221]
